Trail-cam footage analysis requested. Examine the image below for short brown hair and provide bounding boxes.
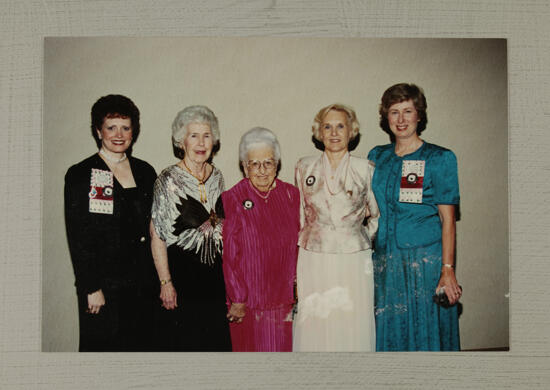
[379,83,427,137]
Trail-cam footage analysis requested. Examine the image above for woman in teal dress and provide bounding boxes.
[368,83,462,351]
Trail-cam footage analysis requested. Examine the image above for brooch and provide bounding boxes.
[88,187,98,199]
[89,168,114,214]
[209,209,219,228]
[406,173,418,185]
[306,175,316,186]
[399,160,425,204]
[242,199,254,210]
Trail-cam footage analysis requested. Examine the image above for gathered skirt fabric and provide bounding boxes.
[229,305,294,352]
[293,248,375,352]
[373,240,460,351]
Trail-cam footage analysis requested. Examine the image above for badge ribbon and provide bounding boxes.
[89,168,114,214]
[399,160,425,204]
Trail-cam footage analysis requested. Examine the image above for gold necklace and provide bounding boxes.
[248,179,275,203]
[181,159,208,203]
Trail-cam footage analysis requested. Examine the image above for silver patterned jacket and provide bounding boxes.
[295,153,379,254]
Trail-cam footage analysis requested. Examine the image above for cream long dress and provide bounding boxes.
[293,152,379,352]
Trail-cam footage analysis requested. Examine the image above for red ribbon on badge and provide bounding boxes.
[89,185,113,200]
[400,174,423,189]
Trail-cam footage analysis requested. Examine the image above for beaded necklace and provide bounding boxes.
[99,148,127,163]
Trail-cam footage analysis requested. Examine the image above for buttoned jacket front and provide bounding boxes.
[64,153,157,295]
[368,142,460,250]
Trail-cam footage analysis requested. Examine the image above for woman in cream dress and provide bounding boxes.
[293,104,379,352]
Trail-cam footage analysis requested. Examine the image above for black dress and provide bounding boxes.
[151,164,231,351]
[64,154,158,351]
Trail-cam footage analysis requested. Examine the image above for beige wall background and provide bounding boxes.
[43,37,508,352]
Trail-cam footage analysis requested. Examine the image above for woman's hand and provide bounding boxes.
[87,289,105,314]
[150,221,178,310]
[436,268,462,305]
[160,283,178,310]
[436,204,461,305]
[227,303,246,323]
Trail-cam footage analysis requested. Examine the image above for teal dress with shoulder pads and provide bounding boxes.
[368,142,460,351]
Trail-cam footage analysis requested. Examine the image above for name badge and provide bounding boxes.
[399,160,425,203]
[89,168,114,214]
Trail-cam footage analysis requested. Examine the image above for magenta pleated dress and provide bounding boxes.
[222,178,300,352]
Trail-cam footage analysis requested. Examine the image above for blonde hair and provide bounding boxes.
[311,103,360,142]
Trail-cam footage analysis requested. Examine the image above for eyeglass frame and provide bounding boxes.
[245,158,278,171]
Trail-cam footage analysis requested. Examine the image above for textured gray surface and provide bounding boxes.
[1,0,549,388]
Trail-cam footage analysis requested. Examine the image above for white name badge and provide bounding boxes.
[399,160,425,204]
[89,168,114,214]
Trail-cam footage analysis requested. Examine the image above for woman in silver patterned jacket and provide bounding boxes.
[150,105,231,351]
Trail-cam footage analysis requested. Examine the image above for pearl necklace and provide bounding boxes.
[323,153,349,196]
[248,179,275,203]
[99,148,127,163]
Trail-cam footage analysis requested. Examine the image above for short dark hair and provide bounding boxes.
[379,83,428,139]
[91,94,140,150]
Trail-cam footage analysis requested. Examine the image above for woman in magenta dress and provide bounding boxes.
[222,127,300,352]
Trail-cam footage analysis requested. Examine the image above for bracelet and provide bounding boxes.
[442,264,454,269]
[160,278,172,285]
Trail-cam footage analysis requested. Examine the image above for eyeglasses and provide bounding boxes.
[246,159,277,171]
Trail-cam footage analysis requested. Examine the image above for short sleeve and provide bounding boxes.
[151,170,180,243]
[367,146,380,165]
[432,149,460,205]
[218,170,226,192]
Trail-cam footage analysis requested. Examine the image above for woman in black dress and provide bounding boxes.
[64,94,158,351]
[150,105,231,351]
